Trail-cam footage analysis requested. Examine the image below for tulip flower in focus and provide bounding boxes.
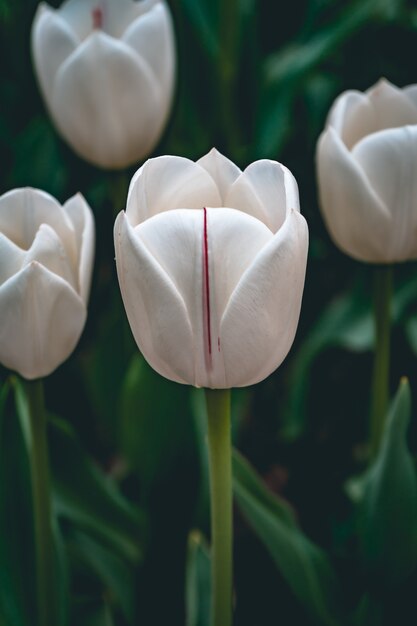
[317,79,417,263]
[32,0,176,169]
[114,148,309,389]
[0,188,94,379]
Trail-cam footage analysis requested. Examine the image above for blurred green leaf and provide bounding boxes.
[0,379,36,626]
[49,417,145,565]
[186,531,211,626]
[10,117,67,197]
[180,0,219,59]
[257,0,404,157]
[120,354,196,495]
[72,598,114,626]
[67,528,135,621]
[357,378,417,588]
[351,593,383,626]
[233,450,345,626]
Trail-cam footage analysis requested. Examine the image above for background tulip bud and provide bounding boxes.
[316,79,417,263]
[32,0,176,170]
[0,188,95,379]
[114,149,308,389]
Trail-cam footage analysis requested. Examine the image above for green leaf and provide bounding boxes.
[186,531,211,626]
[120,355,196,496]
[357,378,417,588]
[233,451,345,626]
[0,379,36,626]
[66,528,135,621]
[49,417,145,565]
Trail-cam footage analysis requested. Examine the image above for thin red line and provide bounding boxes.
[92,6,103,29]
[203,207,212,355]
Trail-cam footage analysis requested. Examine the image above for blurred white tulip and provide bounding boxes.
[32,0,176,169]
[114,149,308,388]
[0,188,95,379]
[317,78,417,263]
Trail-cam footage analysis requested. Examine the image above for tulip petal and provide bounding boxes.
[226,160,293,233]
[220,211,308,388]
[317,127,391,262]
[0,262,86,379]
[32,4,79,98]
[326,90,376,150]
[63,194,95,301]
[123,1,175,106]
[135,207,273,388]
[0,188,77,262]
[0,234,25,285]
[52,32,160,169]
[352,126,417,261]
[403,84,417,110]
[197,148,242,204]
[366,79,417,132]
[114,212,194,385]
[59,0,154,39]
[24,224,78,290]
[126,156,222,225]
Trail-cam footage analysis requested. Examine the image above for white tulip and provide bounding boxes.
[0,188,95,379]
[32,0,176,169]
[317,78,417,263]
[114,149,308,388]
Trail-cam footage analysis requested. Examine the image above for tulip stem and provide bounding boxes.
[205,388,232,626]
[24,379,56,626]
[370,265,393,460]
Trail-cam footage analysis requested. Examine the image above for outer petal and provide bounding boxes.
[225,160,293,233]
[0,262,86,379]
[403,84,417,110]
[32,3,79,98]
[366,79,417,132]
[63,194,95,301]
[220,211,308,388]
[51,32,161,169]
[122,1,175,109]
[352,126,417,261]
[114,211,194,385]
[0,188,77,262]
[0,235,24,285]
[326,90,376,150]
[316,127,391,262]
[197,148,241,204]
[126,156,221,225]
[135,207,273,388]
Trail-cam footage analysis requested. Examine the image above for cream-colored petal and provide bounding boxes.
[63,194,95,301]
[226,160,292,233]
[326,89,376,150]
[51,32,161,169]
[0,234,25,286]
[24,224,78,290]
[220,211,308,388]
[135,207,272,387]
[59,0,152,39]
[197,148,241,204]
[0,188,77,262]
[122,1,175,109]
[366,79,417,132]
[352,126,417,261]
[316,127,391,262]
[403,84,417,111]
[0,262,86,379]
[32,3,79,98]
[114,212,194,385]
[126,156,221,225]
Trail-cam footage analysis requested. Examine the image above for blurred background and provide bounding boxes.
[1,0,417,624]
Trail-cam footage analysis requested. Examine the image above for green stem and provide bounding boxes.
[370,265,393,459]
[24,379,55,626]
[110,170,129,218]
[205,389,232,626]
